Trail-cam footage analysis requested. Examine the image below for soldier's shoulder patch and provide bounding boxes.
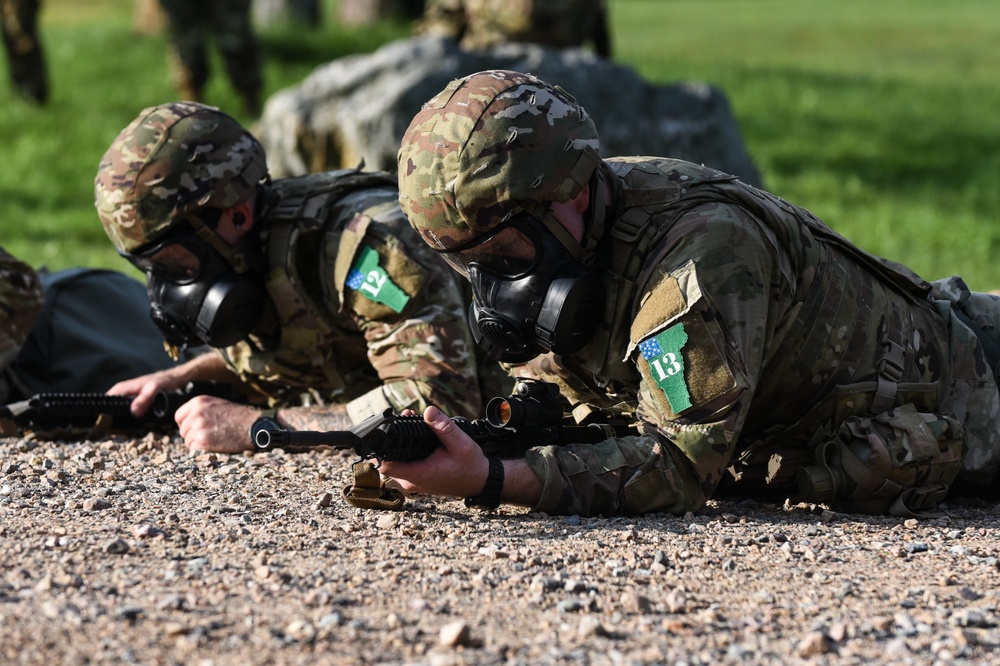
[638,323,694,414]
[630,261,741,419]
[329,214,433,322]
[345,245,411,314]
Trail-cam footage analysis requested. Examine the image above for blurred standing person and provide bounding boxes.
[415,0,611,58]
[0,0,48,103]
[254,0,321,26]
[157,0,263,115]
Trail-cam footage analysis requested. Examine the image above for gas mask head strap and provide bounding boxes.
[184,212,250,274]
[516,203,584,264]
[517,148,602,265]
[579,167,609,265]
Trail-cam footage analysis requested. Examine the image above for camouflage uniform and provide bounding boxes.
[509,158,1000,517]
[416,0,611,58]
[157,0,262,114]
[0,246,43,402]
[398,70,1000,517]
[218,169,495,421]
[1,0,47,103]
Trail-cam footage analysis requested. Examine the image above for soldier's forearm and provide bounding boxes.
[499,459,544,507]
[181,352,239,382]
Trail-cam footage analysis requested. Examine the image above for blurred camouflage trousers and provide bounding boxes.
[157,0,262,114]
[417,0,611,57]
[0,0,47,103]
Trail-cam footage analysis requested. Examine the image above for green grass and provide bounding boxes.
[611,0,1000,289]
[3,0,1000,290]
[1,0,410,272]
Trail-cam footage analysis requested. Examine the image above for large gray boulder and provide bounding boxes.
[256,36,763,186]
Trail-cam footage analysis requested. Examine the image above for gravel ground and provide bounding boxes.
[2,433,1000,666]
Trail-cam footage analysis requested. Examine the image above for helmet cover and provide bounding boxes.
[397,69,600,251]
[95,102,268,254]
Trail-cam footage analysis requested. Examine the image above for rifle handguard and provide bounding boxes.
[0,380,244,436]
[252,408,502,460]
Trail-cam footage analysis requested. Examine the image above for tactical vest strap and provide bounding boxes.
[832,438,944,517]
[581,164,741,386]
[871,336,905,415]
[259,173,399,394]
[890,485,949,517]
[263,169,397,226]
[608,207,646,244]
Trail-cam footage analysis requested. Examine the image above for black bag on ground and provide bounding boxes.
[6,268,182,397]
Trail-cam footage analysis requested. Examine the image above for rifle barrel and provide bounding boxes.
[254,428,359,452]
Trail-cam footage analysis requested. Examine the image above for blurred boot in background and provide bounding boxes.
[1,0,48,104]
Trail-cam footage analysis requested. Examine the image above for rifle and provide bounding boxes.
[0,380,243,438]
[252,378,635,509]
[254,378,634,458]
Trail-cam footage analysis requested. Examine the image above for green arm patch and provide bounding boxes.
[638,323,693,413]
[346,245,411,313]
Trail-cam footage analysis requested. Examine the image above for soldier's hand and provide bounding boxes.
[106,371,188,417]
[174,396,259,453]
[379,406,490,499]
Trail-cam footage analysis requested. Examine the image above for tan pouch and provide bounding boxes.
[798,403,963,516]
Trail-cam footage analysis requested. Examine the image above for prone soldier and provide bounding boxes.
[95,101,506,453]
[382,69,1000,516]
[156,0,262,115]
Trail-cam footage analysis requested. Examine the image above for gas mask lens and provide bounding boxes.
[440,214,540,279]
[123,233,205,284]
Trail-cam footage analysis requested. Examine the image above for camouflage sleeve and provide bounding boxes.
[525,203,791,516]
[0,247,44,372]
[334,210,485,420]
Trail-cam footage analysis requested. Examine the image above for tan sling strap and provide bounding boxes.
[342,460,405,510]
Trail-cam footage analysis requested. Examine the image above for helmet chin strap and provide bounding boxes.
[184,211,250,274]
[523,203,585,263]
[522,165,608,267]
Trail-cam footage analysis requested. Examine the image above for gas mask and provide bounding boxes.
[123,226,265,351]
[441,213,605,363]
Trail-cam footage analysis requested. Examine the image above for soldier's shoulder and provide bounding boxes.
[609,156,736,182]
[0,247,44,356]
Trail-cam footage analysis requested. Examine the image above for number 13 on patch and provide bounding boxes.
[639,323,693,413]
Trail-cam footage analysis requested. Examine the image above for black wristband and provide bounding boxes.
[464,457,504,509]
[248,408,280,443]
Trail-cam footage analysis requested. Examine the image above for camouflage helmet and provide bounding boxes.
[94,102,268,254]
[397,69,601,251]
